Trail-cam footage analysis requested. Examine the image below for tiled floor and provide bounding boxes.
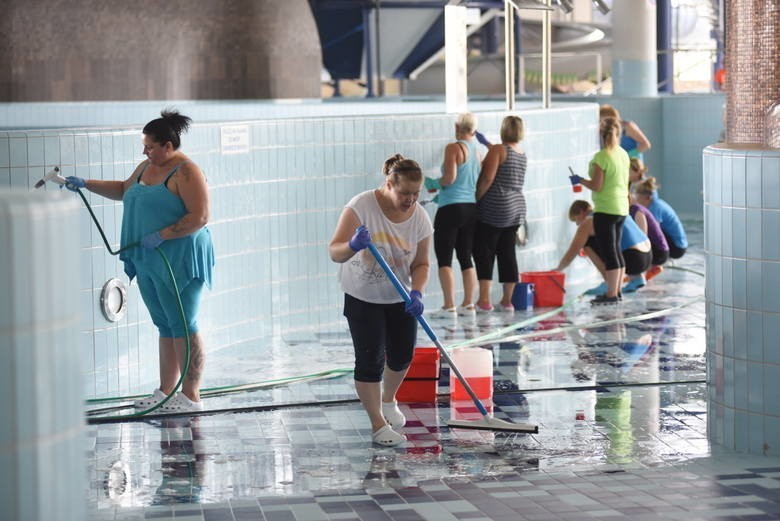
[87,222,780,520]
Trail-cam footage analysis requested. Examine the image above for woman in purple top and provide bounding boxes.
[629,193,668,280]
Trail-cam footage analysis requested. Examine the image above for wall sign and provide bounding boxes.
[220,124,250,154]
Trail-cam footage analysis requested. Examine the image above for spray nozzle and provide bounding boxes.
[33,167,65,189]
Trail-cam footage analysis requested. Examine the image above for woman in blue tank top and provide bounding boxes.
[65,110,214,413]
[599,104,651,160]
[425,113,481,318]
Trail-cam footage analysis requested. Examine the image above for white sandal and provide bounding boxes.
[382,400,406,428]
[133,388,167,409]
[371,425,406,447]
[429,307,457,319]
[160,393,204,413]
[458,304,476,316]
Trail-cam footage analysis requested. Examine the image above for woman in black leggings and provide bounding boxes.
[573,117,631,305]
[473,116,527,312]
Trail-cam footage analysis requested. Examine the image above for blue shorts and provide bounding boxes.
[136,273,204,338]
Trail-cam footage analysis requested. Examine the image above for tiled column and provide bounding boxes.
[0,190,85,519]
[704,145,780,454]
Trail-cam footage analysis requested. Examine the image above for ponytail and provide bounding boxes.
[143,109,192,149]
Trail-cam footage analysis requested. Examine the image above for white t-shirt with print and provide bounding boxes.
[338,190,433,304]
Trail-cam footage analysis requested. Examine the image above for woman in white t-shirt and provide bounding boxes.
[329,154,433,447]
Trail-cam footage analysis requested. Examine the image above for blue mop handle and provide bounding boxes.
[366,242,491,417]
[366,243,439,342]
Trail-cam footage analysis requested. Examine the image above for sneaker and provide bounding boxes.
[622,277,646,293]
[499,303,515,312]
[429,306,457,319]
[160,392,204,413]
[134,388,168,409]
[584,282,607,296]
[590,294,620,306]
[381,400,406,428]
[457,304,476,316]
[475,302,494,313]
[645,265,664,281]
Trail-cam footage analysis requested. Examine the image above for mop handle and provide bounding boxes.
[365,243,437,341]
[366,242,490,417]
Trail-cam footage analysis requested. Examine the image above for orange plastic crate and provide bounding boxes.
[396,346,440,403]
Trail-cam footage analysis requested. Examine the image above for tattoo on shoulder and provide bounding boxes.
[178,163,203,182]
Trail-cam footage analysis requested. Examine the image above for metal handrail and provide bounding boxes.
[504,0,553,110]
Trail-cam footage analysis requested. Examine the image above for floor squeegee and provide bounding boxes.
[367,242,538,434]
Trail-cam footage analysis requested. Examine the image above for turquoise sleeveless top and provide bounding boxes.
[437,139,479,206]
[120,162,214,292]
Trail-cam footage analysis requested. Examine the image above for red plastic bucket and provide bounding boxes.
[519,271,566,307]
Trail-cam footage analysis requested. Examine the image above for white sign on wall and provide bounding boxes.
[220,124,250,154]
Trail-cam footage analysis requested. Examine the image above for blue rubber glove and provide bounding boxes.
[569,174,584,185]
[475,130,491,147]
[348,225,371,252]
[64,176,86,192]
[424,177,442,192]
[405,290,424,317]
[141,231,164,249]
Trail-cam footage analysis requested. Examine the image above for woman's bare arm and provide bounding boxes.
[624,120,651,152]
[409,235,431,294]
[554,218,593,271]
[476,144,503,199]
[329,207,362,263]
[162,162,210,239]
[440,142,464,187]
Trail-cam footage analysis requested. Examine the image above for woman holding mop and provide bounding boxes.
[329,154,433,447]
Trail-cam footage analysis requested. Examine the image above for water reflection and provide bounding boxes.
[571,323,662,464]
[151,417,206,505]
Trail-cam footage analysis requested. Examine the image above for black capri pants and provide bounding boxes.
[433,203,477,270]
[473,220,520,283]
[592,213,626,270]
[343,293,417,383]
[623,248,652,276]
[651,245,669,266]
[663,231,687,259]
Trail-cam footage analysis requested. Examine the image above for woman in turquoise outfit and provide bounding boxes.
[424,112,481,317]
[65,110,214,412]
